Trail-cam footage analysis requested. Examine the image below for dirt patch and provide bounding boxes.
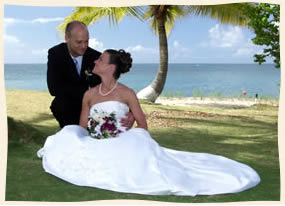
[145,106,254,128]
[146,110,225,128]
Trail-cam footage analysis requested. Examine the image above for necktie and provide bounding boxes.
[73,58,80,75]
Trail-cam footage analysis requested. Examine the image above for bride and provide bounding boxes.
[37,49,260,196]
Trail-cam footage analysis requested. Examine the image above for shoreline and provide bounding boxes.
[5,89,279,108]
[155,96,279,108]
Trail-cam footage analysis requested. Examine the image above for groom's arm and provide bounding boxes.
[120,111,135,130]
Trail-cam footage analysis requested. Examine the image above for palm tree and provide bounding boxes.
[58,4,254,102]
[137,4,254,102]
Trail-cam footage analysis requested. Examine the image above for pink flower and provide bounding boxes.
[101,123,115,132]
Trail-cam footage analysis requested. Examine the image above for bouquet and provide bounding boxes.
[87,109,122,139]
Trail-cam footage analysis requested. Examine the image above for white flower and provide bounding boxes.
[92,113,101,121]
[98,118,105,125]
[87,119,92,128]
[95,125,101,134]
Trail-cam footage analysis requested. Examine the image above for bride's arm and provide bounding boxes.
[79,90,91,129]
[126,89,148,130]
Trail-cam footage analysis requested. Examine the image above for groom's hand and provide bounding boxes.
[120,112,135,130]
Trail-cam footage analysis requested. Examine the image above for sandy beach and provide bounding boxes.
[155,97,279,108]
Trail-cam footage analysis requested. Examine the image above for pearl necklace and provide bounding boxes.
[99,82,118,96]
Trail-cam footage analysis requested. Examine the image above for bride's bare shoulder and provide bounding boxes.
[117,83,135,94]
[117,83,137,103]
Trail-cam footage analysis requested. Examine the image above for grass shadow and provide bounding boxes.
[26,113,55,124]
[7,116,59,145]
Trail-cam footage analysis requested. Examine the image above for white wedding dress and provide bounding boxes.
[37,101,260,196]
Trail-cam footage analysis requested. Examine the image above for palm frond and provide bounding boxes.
[57,6,144,33]
[186,3,255,27]
[164,6,186,35]
[57,3,255,37]
[144,5,187,37]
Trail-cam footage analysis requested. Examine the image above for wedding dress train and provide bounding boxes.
[37,101,260,196]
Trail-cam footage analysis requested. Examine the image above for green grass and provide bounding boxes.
[192,88,205,98]
[151,88,279,105]
[5,89,280,203]
[161,90,185,98]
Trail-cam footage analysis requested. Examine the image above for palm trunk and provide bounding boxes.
[137,17,168,102]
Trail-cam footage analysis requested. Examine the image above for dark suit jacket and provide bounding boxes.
[47,43,101,126]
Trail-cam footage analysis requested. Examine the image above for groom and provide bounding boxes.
[47,21,134,128]
[47,21,101,128]
[47,21,135,129]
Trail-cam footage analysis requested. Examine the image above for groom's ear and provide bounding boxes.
[65,34,70,42]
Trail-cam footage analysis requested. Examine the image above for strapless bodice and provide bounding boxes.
[89,101,130,132]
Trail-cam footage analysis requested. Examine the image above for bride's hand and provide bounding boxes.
[120,112,135,130]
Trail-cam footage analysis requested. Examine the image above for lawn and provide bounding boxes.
[5,89,280,203]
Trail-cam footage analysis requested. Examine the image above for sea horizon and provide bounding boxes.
[4,63,276,65]
[4,63,280,98]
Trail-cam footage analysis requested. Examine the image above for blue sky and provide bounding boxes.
[4,4,272,64]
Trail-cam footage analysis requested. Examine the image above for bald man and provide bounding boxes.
[47,21,101,128]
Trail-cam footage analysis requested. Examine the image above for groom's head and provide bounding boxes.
[65,21,89,57]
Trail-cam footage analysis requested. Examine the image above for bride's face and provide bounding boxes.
[93,52,111,75]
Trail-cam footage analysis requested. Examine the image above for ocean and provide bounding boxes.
[4,63,281,98]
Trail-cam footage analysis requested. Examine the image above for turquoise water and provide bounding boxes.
[4,63,281,98]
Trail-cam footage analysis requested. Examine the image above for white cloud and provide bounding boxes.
[4,18,21,44]
[208,24,243,48]
[4,17,64,63]
[31,17,64,23]
[126,45,157,54]
[233,38,262,57]
[4,18,20,26]
[125,42,192,63]
[200,24,266,60]
[89,38,104,51]
[4,34,25,49]
[4,18,23,34]
[128,45,144,52]
[123,45,158,63]
[4,18,25,50]
[170,40,192,60]
[234,48,251,56]
[172,40,190,52]
[4,34,20,44]
[4,17,64,25]
[173,40,180,48]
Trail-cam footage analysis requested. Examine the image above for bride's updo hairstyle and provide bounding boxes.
[105,49,132,80]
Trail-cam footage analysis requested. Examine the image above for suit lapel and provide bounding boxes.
[81,50,92,79]
[81,56,87,78]
[63,44,83,80]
